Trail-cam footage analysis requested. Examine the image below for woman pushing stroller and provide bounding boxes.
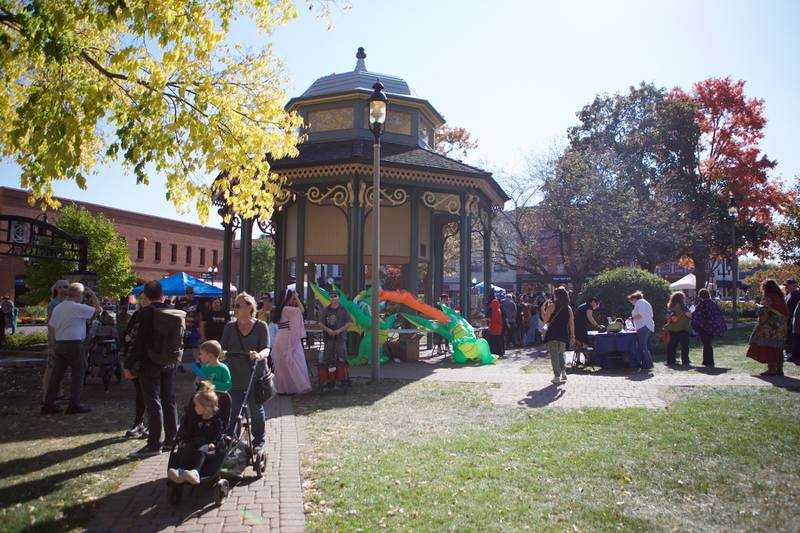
[167,381,224,485]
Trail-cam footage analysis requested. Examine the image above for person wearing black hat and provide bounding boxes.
[573,296,602,366]
[785,279,800,362]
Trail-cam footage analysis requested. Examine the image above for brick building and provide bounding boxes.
[0,186,236,301]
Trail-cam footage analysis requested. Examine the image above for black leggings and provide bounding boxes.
[666,330,691,365]
[698,331,715,366]
[132,377,146,426]
[175,444,212,472]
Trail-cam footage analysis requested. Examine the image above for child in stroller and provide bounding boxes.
[86,310,121,391]
[166,355,268,505]
[168,381,224,485]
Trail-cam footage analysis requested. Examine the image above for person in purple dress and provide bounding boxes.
[271,289,312,395]
[690,288,728,367]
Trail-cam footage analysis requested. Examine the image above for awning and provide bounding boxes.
[131,272,222,297]
[670,273,696,291]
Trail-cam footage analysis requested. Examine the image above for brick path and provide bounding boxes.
[88,396,305,533]
[350,345,800,410]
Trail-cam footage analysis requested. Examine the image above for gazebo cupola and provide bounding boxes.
[285,47,444,150]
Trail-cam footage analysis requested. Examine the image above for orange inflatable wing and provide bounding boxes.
[379,289,449,325]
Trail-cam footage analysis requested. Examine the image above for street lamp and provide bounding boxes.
[368,80,388,382]
[208,265,218,284]
[728,195,738,331]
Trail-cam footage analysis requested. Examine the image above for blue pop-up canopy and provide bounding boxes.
[473,281,506,297]
[132,272,222,297]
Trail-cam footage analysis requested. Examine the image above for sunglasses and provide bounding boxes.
[234,303,249,309]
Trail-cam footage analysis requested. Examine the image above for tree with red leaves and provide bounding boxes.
[669,77,792,290]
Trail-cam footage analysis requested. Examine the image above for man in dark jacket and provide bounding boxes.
[785,279,800,362]
[125,281,181,458]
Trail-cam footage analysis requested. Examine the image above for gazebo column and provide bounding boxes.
[483,209,493,296]
[296,196,306,302]
[273,209,287,294]
[346,175,364,295]
[221,220,234,314]
[459,193,472,318]
[405,189,419,296]
[238,217,254,294]
[306,262,317,319]
[431,215,444,311]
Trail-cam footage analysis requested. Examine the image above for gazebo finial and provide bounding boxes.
[354,46,367,72]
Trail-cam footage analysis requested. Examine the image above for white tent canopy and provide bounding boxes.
[670,273,696,291]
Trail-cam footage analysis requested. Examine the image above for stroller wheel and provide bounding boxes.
[253,450,265,478]
[169,483,183,505]
[213,479,229,506]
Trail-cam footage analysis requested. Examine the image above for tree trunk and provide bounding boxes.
[691,247,709,291]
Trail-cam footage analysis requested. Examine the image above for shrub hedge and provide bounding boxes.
[579,267,672,330]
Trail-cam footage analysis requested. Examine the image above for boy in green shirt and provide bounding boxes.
[197,340,231,392]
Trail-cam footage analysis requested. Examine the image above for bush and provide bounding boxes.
[1,331,48,350]
[579,267,672,331]
[718,300,758,319]
[22,305,47,321]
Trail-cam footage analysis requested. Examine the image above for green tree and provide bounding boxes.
[0,1,335,223]
[580,267,672,331]
[251,236,275,297]
[24,205,136,303]
[773,181,800,264]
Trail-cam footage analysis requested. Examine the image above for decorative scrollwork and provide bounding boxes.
[360,185,408,208]
[465,193,480,215]
[306,184,352,207]
[422,191,461,215]
[273,188,295,210]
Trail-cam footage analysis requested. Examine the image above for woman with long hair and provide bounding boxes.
[664,291,693,366]
[690,288,727,367]
[271,289,312,394]
[747,279,788,376]
[541,287,575,384]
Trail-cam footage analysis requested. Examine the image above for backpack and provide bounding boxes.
[146,307,186,365]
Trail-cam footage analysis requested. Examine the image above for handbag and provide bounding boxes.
[253,358,276,404]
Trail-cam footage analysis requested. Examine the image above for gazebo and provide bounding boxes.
[220,48,508,318]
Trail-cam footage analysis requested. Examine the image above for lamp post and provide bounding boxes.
[368,80,388,382]
[208,265,218,285]
[728,196,738,331]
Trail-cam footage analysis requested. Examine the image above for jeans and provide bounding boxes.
[636,327,653,369]
[546,340,566,377]
[175,444,213,473]
[138,362,177,449]
[132,377,146,426]
[229,389,266,448]
[698,331,715,366]
[666,330,691,365]
[44,341,85,408]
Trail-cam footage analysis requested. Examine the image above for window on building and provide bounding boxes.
[185,246,192,264]
[154,242,162,262]
[171,244,177,263]
[471,261,483,272]
[494,263,509,272]
[200,247,206,266]
[212,249,218,266]
[136,239,144,260]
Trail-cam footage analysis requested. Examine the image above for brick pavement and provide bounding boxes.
[88,396,305,533]
[350,345,800,410]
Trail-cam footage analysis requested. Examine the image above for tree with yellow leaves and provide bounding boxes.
[0,1,334,223]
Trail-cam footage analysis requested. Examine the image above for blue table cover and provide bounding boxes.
[589,331,640,368]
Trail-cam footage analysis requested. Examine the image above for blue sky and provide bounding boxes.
[2,0,798,227]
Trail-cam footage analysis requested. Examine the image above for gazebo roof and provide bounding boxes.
[301,47,412,98]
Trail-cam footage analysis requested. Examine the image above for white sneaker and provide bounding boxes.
[167,468,184,483]
[551,377,561,385]
[183,469,200,485]
[561,371,567,381]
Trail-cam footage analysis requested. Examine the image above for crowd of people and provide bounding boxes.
[481,277,800,382]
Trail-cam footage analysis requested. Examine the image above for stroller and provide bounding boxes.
[85,311,121,391]
[166,353,268,506]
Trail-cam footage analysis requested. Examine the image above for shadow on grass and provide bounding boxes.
[517,383,565,408]
[0,435,127,479]
[0,456,131,508]
[293,378,414,415]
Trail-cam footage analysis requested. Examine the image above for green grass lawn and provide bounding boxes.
[297,381,800,532]
[0,366,195,532]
